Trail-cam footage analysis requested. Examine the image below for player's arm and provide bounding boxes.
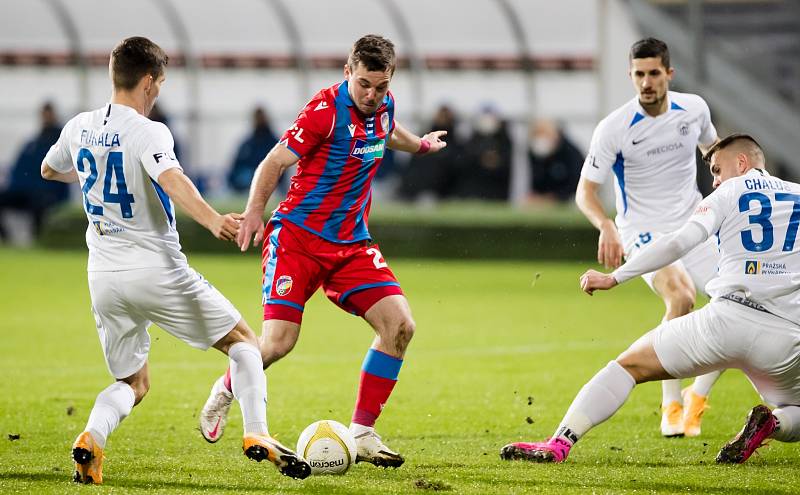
[580,221,709,295]
[237,144,299,251]
[40,161,78,183]
[575,176,624,269]
[388,121,447,154]
[157,168,240,242]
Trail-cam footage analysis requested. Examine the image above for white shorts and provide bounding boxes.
[653,299,800,407]
[622,228,719,296]
[88,266,241,379]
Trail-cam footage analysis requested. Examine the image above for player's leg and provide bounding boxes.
[501,330,668,462]
[212,320,310,479]
[351,294,413,467]
[73,274,151,485]
[323,243,408,467]
[200,220,316,444]
[501,304,728,463]
[651,264,696,437]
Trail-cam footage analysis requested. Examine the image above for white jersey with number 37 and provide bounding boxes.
[581,91,718,233]
[689,168,800,324]
[44,103,187,271]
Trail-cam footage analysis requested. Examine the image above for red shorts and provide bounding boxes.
[261,219,403,324]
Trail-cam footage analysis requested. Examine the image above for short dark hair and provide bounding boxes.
[703,133,765,164]
[348,35,396,74]
[629,38,671,69]
[110,36,168,91]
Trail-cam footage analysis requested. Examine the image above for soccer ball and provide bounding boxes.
[296,420,357,475]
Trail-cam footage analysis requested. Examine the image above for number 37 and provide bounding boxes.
[739,191,800,252]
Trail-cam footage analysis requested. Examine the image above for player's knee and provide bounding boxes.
[394,316,416,350]
[262,333,296,363]
[663,284,695,315]
[128,377,150,405]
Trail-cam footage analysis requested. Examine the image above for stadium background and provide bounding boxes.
[2,0,798,256]
[2,2,800,494]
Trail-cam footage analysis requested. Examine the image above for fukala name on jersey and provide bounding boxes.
[44,103,185,271]
[274,80,395,243]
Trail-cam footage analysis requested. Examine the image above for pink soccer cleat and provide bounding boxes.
[716,405,776,464]
[500,437,572,463]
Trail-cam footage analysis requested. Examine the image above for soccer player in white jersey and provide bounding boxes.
[40,37,310,483]
[575,38,722,437]
[501,134,800,464]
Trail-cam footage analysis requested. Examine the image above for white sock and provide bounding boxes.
[85,381,135,449]
[662,379,682,406]
[771,406,800,442]
[554,361,636,444]
[349,423,374,436]
[690,370,722,397]
[229,342,268,435]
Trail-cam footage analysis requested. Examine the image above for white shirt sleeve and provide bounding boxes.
[685,182,732,237]
[139,122,182,181]
[612,221,710,284]
[697,98,718,147]
[43,124,74,173]
[580,118,619,184]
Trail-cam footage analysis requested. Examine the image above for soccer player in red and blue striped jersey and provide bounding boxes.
[199,35,447,468]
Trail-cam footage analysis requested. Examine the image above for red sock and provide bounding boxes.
[351,349,402,427]
[223,367,232,392]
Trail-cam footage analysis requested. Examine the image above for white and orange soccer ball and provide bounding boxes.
[296,420,357,475]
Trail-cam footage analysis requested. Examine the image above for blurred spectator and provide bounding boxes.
[452,105,511,200]
[228,106,278,193]
[397,104,463,201]
[527,119,584,205]
[0,102,68,242]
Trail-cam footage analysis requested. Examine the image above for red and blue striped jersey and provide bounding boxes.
[272,80,395,243]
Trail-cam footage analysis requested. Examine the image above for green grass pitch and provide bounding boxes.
[1,248,798,494]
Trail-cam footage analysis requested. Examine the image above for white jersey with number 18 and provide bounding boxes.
[689,168,800,325]
[581,91,718,233]
[44,103,187,272]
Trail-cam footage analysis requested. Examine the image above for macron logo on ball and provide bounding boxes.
[350,139,385,161]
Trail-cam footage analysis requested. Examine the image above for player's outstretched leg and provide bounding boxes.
[501,360,636,464]
[72,431,105,484]
[200,370,233,443]
[716,405,776,464]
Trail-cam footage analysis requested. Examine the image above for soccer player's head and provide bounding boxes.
[628,38,674,111]
[109,36,169,117]
[704,134,766,188]
[344,35,396,115]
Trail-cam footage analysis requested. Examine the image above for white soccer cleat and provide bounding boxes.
[350,426,405,468]
[200,375,233,443]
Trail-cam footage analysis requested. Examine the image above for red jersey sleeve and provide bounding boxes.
[279,90,336,159]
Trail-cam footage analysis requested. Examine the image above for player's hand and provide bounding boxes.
[421,130,448,153]
[598,220,624,269]
[236,209,265,252]
[210,213,241,242]
[580,269,618,295]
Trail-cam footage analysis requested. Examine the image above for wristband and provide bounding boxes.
[416,139,431,154]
